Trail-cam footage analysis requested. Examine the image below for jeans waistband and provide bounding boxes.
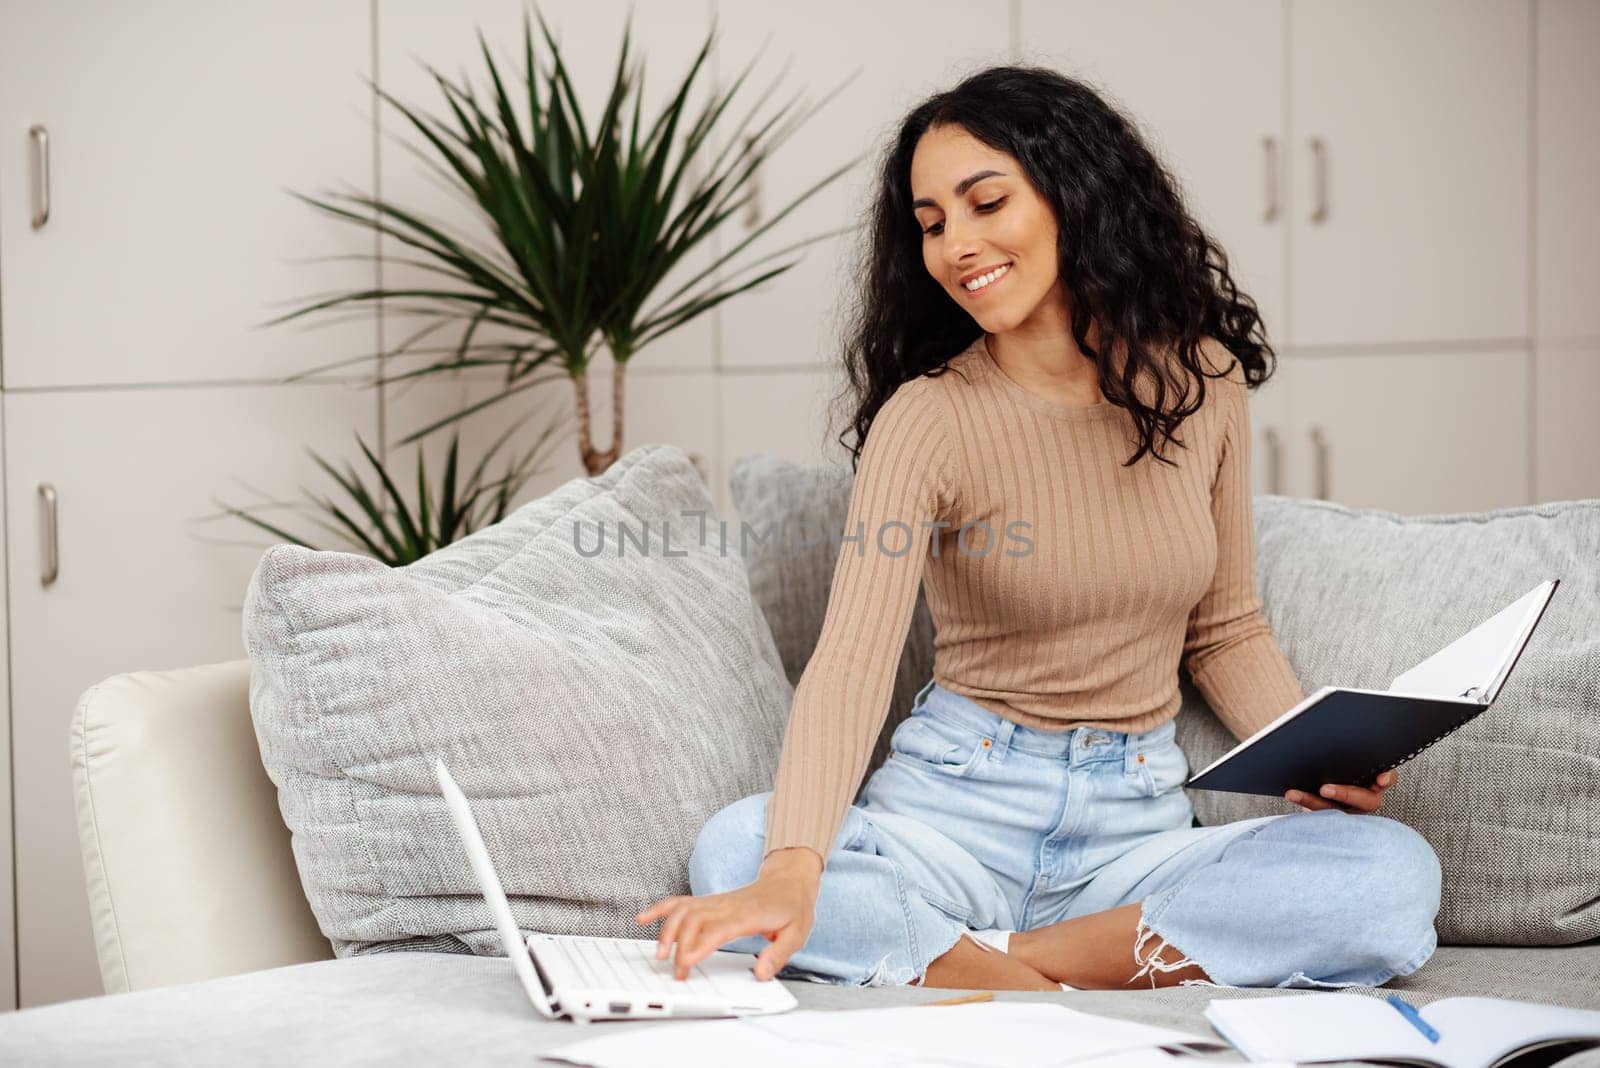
[914,678,1176,763]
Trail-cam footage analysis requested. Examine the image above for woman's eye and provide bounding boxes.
[920,198,1006,237]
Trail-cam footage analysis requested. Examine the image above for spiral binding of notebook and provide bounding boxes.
[1356,684,1489,786]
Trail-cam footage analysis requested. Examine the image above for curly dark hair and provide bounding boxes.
[835,64,1278,471]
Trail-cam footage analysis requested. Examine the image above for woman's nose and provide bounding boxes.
[945,235,982,270]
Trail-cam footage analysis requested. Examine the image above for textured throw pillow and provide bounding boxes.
[244,444,794,957]
[1174,495,1600,947]
[730,452,937,783]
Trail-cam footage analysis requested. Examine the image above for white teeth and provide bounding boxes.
[963,264,1010,291]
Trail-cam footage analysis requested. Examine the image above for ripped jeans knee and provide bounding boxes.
[865,953,920,987]
[1130,913,1223,989]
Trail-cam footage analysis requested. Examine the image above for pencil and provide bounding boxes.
[921,991,996,1007]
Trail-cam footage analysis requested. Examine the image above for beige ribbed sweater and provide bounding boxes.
[763,334,1305,864]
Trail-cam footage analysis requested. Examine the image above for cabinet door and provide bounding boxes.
[0,403,13,1013]
[1535,343,1600,503]
[713,1,1010,370]
[1247,355,1295,499]
[1286,348,1530,513]
[1536,0,1600,340]
[1289,0,1530,347]
[0,0,372,388]
[5,383,375,1008]
[1018,0,1288,344]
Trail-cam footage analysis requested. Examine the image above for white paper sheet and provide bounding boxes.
[537,1001,1227,1068]
[1388,580,1556,700]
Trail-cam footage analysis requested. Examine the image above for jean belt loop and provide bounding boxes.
[913,676,937,710]
[991,717,1016,758]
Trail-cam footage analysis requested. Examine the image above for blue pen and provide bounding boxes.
[1386,994,1441,1044]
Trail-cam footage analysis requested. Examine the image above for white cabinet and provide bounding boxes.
[1531,1,1600,504]
[2,1,380,1003]
[1017,0,1288,350]
[4,384,376,1007]
[0,0,372,389]
[1535,343,1600,504]
[1019,1,1536,512]
[1246,360,1294,499]
[0,405,13,1013]
[1287,0,1530,348]
[1536,0,1600,341]
[712,0,1011,370]
[1268,349,1531,513]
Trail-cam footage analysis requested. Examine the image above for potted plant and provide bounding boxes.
[271,4,861,477]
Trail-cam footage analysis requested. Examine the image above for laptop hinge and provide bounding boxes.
[526,939,563,1016]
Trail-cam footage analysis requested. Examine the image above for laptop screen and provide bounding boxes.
[435,758,555,1017]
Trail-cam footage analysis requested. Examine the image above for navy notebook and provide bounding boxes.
[1185,579,1560,797]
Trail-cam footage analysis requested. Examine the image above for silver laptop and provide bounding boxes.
[434,758,798,1025]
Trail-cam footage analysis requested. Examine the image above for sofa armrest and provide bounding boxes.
[71,660,333,994]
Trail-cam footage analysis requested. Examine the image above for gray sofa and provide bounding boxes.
[1,445,1595,1065]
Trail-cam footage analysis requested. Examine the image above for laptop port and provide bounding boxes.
[647,1002,664,1010]
[608,1001,631,1014]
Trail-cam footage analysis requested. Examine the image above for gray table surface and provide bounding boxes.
[0,950,1595,1067]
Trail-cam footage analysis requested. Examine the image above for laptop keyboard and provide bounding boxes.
[546,937,725,999]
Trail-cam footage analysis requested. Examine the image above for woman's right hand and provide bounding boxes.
[635,847,823,982]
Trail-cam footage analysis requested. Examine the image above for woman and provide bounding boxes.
[636,65,1441,992]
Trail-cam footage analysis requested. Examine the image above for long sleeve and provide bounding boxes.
[763,380,961,865]
[1182,377,1305,741]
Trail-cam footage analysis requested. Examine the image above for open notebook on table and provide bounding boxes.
[1185,579,1560,797]
[1205,993,1600,1068]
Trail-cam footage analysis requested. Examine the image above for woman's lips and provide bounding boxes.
[961,263,1012,299]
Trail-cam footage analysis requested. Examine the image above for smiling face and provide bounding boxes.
[909,123,1070,334]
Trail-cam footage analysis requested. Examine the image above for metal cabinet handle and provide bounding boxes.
[1309,136,1328,224]
[1261,135,1279,223]
[39,483,60,586]
[30,124,51,229]
[1263,426,1282,495]
[1309,426,1330,500]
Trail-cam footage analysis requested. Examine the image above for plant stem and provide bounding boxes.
[572,361,626,475]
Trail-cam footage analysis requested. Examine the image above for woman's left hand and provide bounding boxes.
[1286,768,1398,814]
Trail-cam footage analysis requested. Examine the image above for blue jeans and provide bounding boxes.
[689,678,1442,989]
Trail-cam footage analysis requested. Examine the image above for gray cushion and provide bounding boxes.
[1,946,1596,1066]
[243,444,794,957]
[730,453,937,784]
[1175,495,1600,948]
[730,452,1600,947]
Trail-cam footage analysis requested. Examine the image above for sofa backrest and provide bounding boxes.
[71,660,332,994]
